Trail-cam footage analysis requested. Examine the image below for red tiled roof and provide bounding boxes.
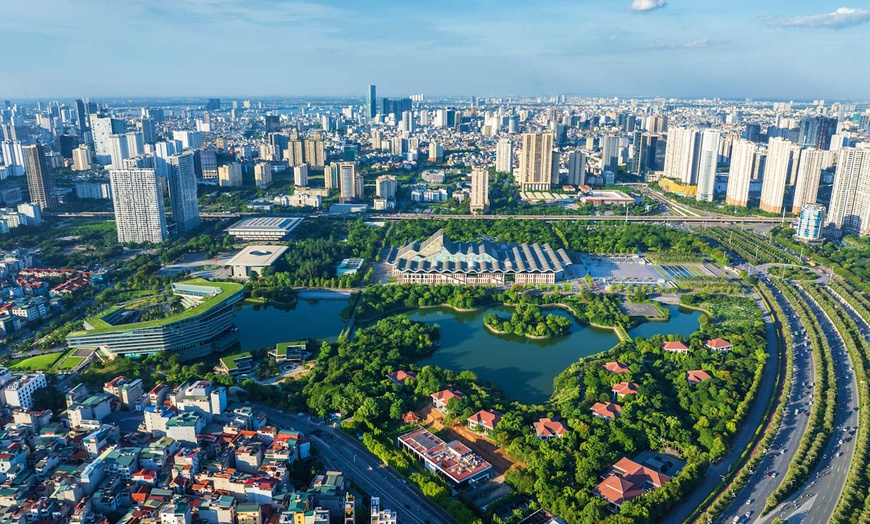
[612,382,639,397]
[431,389,463,402]
[663,341,690,352]
[594,456,671,505]
[591,402,622,420]
[687,370,712,383]
[402,411,420,423]
[533,418,568,438]
[705,338,732,349]
[603,361,630,374]
[387,370,417,385]
[467,409,502,430]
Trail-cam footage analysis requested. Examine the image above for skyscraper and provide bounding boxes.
[600,136,620,175]
[495,138,512,173]
[662,127,700,185]
[294,164,309,186]
[470,168,489,214]
[22,145,56,210]
[567,151,586,186]
[791,148,832,214]
[324,163,340,190]
[366,85,377,120]
[795,204,825,242]
[109,166,168,243]
[517,133,555,190]
[798,116,837,150]
[168,150,200,234]
[109,134,130,169]
[695,130,720,202]
[339,162,359,201]
[725,140,755,207]
[91,116,127,164]
[304,138,325,168]
[75,99,89,140]
[828,148,870,236]
[254,162,272,188]
[375,175,397,199]
[218,163,243,187]
[759,137,799,214]
[72,146,91,171]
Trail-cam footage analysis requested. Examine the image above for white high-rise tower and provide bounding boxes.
[828,148,870,236]
[725,140,755,207]
[496,138,513,174]
[109,166,168,243]
[695,130,720,202]
[470,168,489,214]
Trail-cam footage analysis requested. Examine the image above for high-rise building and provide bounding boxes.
[167,150,200,234]
[72,145,91,171]
[791,148,832,214]
[218,163,243,187]
[649,115,668,134]
[172,130,204,150]
[725,140,755,207]
[339,162,360,201]
[470,167,489,214]
[75,99,89,142]
[495,138,513,174]
[293,164,309,186]
[2,140,24,167]
[375,175,397,199]
[428,142,443,162]
[566,151,586,186]
[798,116,837,150]
[22,145,56,210]
[600,136,620,175]
[795,204,825,242]
[254,163,271,188]
[662,127,700,185]
[58,134,80,159]
[109,134,130,169]
[91,116,127,164]
[366,85,377,120]
[304,138,325,168]
[828,148,870,236]
[517,133,555,190]
[200,148,218,179]
[141,118,156,144]
[109,166,168,243]
[695,130,720,202]
[324,163,340,190]
[760,138,800,214]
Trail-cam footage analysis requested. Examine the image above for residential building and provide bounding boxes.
[428,141,444,162]
[593,456,671,510]
[22,145,56,211]
[218,163,243,187]
[495,138,512,173]
[828,148,870,236]
[533,418,568,439]
[168,150,200,234]
[324,163,339,189]
[695,130,720,202]
[91,116,126,164]
[600,135,620,175]
[663,127,699,185]
[759,137,800,214]
[254,162,271,188]
[3,373,47,410]
[467,409,502,435]
[795,204,825,242]
[294,164,309,187]
[304,138,325,168]
[590,401,622,420]
[103,376,144,408]
[725,140,755,207]
[369,497,396,524]
[72,145,91,171]
[567,150,586,186]
[517,132,556,190]
[109,166,167,243]
[430,388,463,411]
[687,370,712,384]
[470,167,489,213]
[791,148,832,214]
[375,175,397,200]
[797,116,837,149]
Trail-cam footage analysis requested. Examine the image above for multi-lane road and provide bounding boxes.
[719,278,815,523]
[255,405,455,524]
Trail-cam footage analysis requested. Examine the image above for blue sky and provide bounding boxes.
[3,0,869,100]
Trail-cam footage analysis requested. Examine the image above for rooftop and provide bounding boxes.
[225,245,289,267]
[226,216,303,235]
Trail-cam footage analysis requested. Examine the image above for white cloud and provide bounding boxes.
[630,0,666,12]
[777,7,870,29]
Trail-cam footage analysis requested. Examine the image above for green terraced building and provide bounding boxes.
[67,280,244,361]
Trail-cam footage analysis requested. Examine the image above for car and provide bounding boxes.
[746,499,753,505]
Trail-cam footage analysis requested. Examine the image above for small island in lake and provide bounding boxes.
[484,303,573,339]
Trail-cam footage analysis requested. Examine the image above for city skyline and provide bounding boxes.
[4,1,870,101]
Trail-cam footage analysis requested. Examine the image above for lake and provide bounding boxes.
[234,297,349,349]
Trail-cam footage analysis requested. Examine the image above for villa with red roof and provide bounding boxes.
[398,428,492,488]
[591,402,622,421]
[612,382,639,399]
[603,361,630,374]
[593,456,671,510]
[686,370,713,384]
[387,370,417,386]
[402,411,420,424]
[705,338,733,352]
[467,409,502,435]
[663,341,690,354]
[431,389,463,412]
[534,418,568,439]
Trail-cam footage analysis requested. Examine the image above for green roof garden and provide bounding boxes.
[274,341,306,357]
[70,279,243,337]
[220,352,253,371]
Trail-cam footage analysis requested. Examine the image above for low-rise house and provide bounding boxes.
[386,370,416,387]
[662,341,690,354]
[611,382,639,399]
[401,411,420,424]
[591,402,622,421]
[686,370,712,384]
[593,456,671,510]
[269,342,306,363]
[602,361,630,374]
[705,338,732,352]
[533,418,568,439]
[215,352,254,376]
[467,409,502,435]
[431,389,463,412]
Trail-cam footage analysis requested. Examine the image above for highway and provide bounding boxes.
[719,277,814,523]
[757,285,860,524]
[256,405,455,524]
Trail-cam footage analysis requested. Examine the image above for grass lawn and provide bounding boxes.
[9,351,69,371]
[57,356,84,370]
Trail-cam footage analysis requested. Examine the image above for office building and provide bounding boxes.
[600,136,620,175]
[293,164,309,186]
[172,130,204,150]
[304,138,325,168]
[58,134,80,159]
[695,130,720,202]
[495,138,512,173]
[72,146,91,171]
[567,151,586,186]
[200,148,218,179]
[759,137,800,214]
[366,85,377,119]
[109,166,167,243]
[168,151,200,234]
[1,140,24,168]
[791,148,832,214]
[517,132,556,190]
[662,127,699,185]
[67,280,244,360]
[22,145,56,210]
[375,175,397,200]
[218,163,243,188]
[225,217,303,241]
[828,148,870,236]
[470,167,489,214]
[339,162,361,201]
[798,116,837,150]
[795,204,825,242]
[75,99,90,141]
[91,116,127,164]
[141,117,156,144]
[3,373,47,410]
[109,134,130,169]
[725,140,755,207]
[324,163,340,190]
[254,162,271,188]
